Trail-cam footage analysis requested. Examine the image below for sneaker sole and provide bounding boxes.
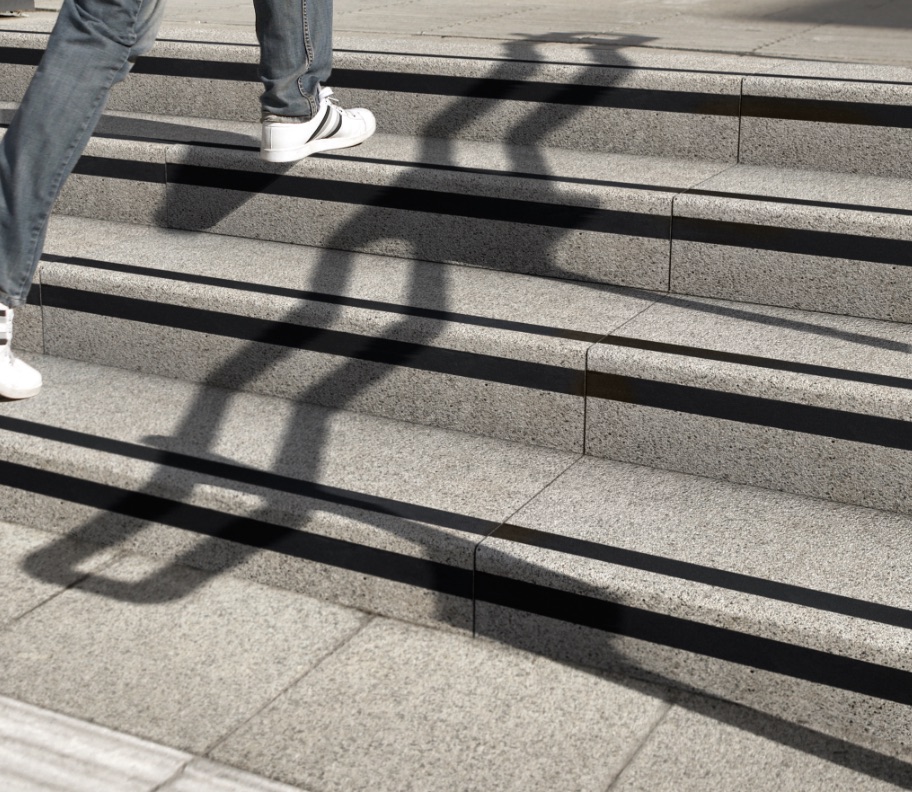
[0,383,41,400]
[259,130,374,163]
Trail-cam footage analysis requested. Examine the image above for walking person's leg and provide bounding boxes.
[254,0,376,162]
[0,0,167,398]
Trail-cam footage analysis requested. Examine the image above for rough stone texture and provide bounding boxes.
[586,292,912,511]
[671,164,912,321]
[0,521,119,626]
[612,700,912,791]
[0,353,576,628]
[209,618,669,792]
[740,77,912,178]
[163,759,312,792]
[0,695,190,792]
[0,553,369,753]
[54,135,169,227]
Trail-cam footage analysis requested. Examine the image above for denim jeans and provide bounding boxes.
[0,0,333,307]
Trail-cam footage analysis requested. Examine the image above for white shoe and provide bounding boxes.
[0,303,41,400]
[260,86,376,163]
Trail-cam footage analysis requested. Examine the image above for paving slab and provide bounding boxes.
[612,698,912,791]
[0,552,369,753]
[0,695,189,792]
[0,521,119,627]
[209,617,670,792]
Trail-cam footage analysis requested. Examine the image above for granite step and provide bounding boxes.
[22,215,912,514]
[5,107,911,322]
[2,353,910,760]
[29,215,663,453]
[4,28,912,177]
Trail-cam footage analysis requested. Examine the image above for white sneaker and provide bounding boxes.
[260,86,376,163]
[0,303,41,400]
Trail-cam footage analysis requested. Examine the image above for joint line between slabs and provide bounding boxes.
[2,545,131,631]
[604,700,673,791]
[200,614,377,758]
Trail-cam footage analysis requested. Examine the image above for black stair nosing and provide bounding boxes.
[41,252,607,344]
[588,372,912,452]
[58,149,912,224]
[476,572,912,707]
[489,523,912,631]
[0,414,494,537]
[0,457,474,598]
[40,285,588,396]
[1,409,907,703]
[7,44,912,126]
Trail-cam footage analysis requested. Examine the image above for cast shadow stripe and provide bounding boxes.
[127,56,738,114]
[166,163,667,237]
[492,524,912,629]
[675,217,912,267]
[476,572,912,706]
[588,372,912,450]
[0,415,494,536]
[73,155,165,184]
[43,253,605,343]
[598,336,912,391]
[0,459,473,597]
[743,94,912,129]
[41,286,587,395]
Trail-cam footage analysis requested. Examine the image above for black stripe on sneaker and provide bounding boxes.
[587,372,912,451]
[475,572,912,706]
[0,458,474,598]
[40,286,587,395]
[166,164,668,237]
[491,523,912,629]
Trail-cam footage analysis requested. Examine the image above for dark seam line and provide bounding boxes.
[587,372,912,450]
[72,155,165,184]
[41,253,605,343]
[0,414,493,536]
[165,163,668,237]
[15,44,912,86]
[475,572,912,706]
[684,189,912,219]
[60,148,912,219]
[41,286,587,395]
[0,459,473,597]
[675,217,912,266]
[743,94,912,128]
[125,57,740,114]
[491,524,912,630]
[598,336,912,391]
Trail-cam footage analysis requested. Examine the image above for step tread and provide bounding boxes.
[2,353,909,677]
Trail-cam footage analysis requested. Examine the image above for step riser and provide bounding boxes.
[476,603,912,762]
[7,35,912,177]
[2,438,908,762]
[0,35,744,161]
[46,137,912,324]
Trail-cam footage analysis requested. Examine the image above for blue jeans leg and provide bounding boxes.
[254,0,333,118]
[0,0,166,307]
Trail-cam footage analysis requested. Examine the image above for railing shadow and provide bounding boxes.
[15,30,912,784]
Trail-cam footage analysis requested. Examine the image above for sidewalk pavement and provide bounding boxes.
[8,0,912,67]
[1,519,911,791]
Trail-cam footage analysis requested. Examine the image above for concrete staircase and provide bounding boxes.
[1,27,911,761]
